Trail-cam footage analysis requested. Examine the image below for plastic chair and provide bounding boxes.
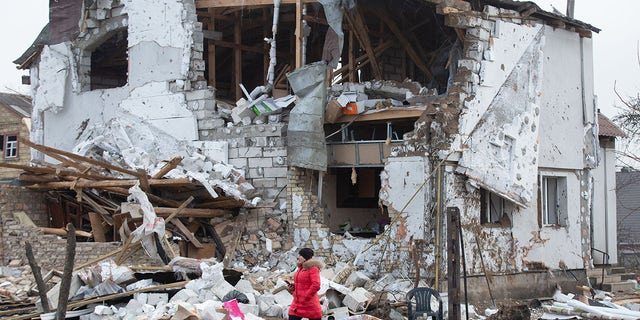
[406,287,443,320]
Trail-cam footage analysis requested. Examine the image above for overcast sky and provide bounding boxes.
[0,1,638,119]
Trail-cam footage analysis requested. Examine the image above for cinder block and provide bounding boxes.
[342,287,372,312]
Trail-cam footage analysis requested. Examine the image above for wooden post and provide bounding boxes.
[207,8,217,87]
[56,223,77,320]
[447,207,461,320]
[25,242,49,312]
[234,12,242,101]
[295,0,303,68]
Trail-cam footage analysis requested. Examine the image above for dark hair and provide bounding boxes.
[299,247,314,260]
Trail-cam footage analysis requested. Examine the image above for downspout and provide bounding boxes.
[266,0,281,90]
[302,5,308,66]
[603,143,610,258]
[580,37,587,124]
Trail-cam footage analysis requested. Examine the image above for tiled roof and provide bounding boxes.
[598,113,626,138]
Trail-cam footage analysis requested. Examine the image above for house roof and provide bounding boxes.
[13,23,50,70]
[0,93,32,118]
[598,112,626,138]
[482,0,600,33]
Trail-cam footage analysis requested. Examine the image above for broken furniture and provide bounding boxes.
[406,287,443,320]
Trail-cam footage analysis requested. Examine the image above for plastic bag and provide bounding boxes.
[222,299,245,320]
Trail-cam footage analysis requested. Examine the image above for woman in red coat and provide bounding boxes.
[288,248,323,320]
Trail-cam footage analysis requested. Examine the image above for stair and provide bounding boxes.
[588,266,639,294]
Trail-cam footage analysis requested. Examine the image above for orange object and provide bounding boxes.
[342,102,358,115]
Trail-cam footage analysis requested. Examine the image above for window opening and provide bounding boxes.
[540,175,568,226]
[480,188,512,226]
[90,28,128,90]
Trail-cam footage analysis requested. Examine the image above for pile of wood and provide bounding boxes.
[0,139,248,262]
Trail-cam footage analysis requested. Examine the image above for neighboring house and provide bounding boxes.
[13,0,608,300]
[616,170,640,267]
[591,112,625,264]
[0,93,32,180]
[592,112,625,265]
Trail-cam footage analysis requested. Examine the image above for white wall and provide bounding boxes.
[592,143,619,264]
[33,0,198,154]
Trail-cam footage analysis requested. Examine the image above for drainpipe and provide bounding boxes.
[266,0,281,91]
[603,145,610,260]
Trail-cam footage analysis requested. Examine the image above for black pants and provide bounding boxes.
[289,316,321,320]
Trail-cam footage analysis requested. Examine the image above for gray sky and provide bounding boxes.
[0,1,638,119]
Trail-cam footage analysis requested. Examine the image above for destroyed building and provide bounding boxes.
[5,0,616,306]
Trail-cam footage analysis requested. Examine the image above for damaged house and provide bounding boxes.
[6,0,614,305]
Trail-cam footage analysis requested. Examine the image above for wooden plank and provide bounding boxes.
[0,162,117,181]
[376,13,433,80]
[81,190,115,226]
[196,0,316,8]
[171,218,204,248]
[27,178,193,189]
[154,206,231,218]
[332,108,424,124]
[223,216,246,267]
[41,227,92,238]
[102,187,183,207]
[20,138,144,179]
[164,196,195,223]
[344,7,382,80]
[88,212,107,242]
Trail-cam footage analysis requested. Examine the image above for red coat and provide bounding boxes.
[288,259,323,319]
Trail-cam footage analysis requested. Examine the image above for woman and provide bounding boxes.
[288,247,323,320]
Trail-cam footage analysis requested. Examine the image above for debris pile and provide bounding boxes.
[539,288,640,320]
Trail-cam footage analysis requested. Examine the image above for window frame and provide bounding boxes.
[480,188,512,226]
[3,133,18,159]
[539,174,568,227]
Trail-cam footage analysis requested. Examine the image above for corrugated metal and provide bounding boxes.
[616,171,640,244]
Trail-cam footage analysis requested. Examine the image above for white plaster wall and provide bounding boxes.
[515,170,585,269]
[538,26,592,169]
[379,156,427,240]
[36,0,199,153]
[592,145,619,264]
[457,22,544,207]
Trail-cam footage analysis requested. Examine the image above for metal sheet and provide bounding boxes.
[286,61,328,171]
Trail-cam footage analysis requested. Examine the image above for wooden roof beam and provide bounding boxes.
[196,0,317,9]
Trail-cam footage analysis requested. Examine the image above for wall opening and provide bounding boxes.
[480,188,512,227]
[90,28,128,90]
[324,166,389,238]
[540,175,568,227]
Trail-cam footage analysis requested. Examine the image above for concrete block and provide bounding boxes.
[249,157,273,168]
[346,271,372,288]
[263,147,287,157]
[264,167,288,178]
[146,293,168,306]
[273,289,293,306]
[231,103,256,124]
[238,303,260,316]
[238,147,263,158]
[342,287,372,312]
[185,89,214,101]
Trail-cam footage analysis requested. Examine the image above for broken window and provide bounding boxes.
[480,188,512,226]
[89,28,128,90]
[540,175,568,227]
[3,134,18,159]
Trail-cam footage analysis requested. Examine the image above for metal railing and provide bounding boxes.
[591,247,610,290]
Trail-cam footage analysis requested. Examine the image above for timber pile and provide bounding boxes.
[0,139,249,261]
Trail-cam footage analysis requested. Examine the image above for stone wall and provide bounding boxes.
[0,185,158,270]
[0,107,31,179]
